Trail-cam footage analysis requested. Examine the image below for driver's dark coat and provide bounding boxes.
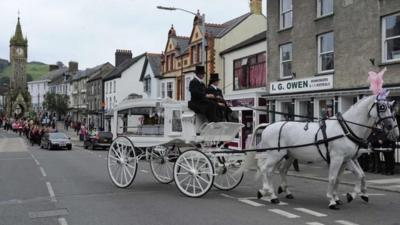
[188,78,214,114]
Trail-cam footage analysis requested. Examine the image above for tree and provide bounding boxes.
[43,93,69,119]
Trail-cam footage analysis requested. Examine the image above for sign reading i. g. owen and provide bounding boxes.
[270,75,333,94]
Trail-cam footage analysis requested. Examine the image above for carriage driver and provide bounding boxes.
[188,66,220,122]
[206,73,232,121]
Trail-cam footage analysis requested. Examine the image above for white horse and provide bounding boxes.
[242,92,399,209]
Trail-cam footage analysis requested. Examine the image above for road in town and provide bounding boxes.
[1,130,400,225]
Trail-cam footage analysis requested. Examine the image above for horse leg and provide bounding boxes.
[345,159,368,203]
[277,156,295,199]
[257,154,284,204]
[333,163,346,205]
[327,156,344,210]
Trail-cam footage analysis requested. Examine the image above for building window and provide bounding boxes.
[144,75,151,93]
[191,46,197,64]
[110,81,113,94]
[113,80,116,93]
[317,0,333,17]
[382,13,400,63]
[167,82,173,98]
[161,83,166,98]
[233,52,266,90]
[280,0,292,29]
[318,32,334,73]
[280,43,292,78]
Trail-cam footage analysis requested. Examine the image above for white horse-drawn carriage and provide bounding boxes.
[107,97,245,197]
[107,85,399,209]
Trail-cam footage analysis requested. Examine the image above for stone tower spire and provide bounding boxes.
[10,16,28,46]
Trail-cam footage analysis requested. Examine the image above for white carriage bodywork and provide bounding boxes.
[111,97,243,148]
[107,97,245,198]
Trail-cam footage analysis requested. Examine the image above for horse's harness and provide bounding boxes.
[276,97,396,164]
[211,98,397,160]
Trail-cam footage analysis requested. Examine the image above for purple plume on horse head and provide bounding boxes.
[377,89,390,100]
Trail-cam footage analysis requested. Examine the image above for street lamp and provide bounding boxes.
[157,5,206,67]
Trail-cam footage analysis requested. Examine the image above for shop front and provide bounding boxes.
[225,91,267,150]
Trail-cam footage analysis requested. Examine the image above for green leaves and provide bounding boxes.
[43,93,69,116]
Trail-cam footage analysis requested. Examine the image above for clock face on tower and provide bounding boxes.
[16,47,24,56]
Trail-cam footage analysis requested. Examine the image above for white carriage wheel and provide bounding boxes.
[150,145,180,184]
[174,149,214,198]
[107,136,137,188]
[212,155,244,191]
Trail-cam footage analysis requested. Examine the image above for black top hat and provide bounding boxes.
[195,66,205,75]
[209,73,220,84]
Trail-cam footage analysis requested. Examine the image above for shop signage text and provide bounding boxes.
[270,75,333,94]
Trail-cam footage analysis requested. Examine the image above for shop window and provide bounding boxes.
[233,52,266,90]
[382,13,400,63]
[319,99,334,118]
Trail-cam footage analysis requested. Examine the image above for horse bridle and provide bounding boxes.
[367,97,398,132]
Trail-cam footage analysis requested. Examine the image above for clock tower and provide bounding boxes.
[6,16,31,118]
[10,16,28,90]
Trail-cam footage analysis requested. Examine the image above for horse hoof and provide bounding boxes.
[257,191,263,199]
[271,198,280,204]
[329,204,340,210]
[277,186,283,194]
[361,196,369,202]
[286,194,294,199]
[346,193,353,203]
[335,200,343,205]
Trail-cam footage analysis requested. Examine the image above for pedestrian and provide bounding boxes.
[368,129,395,174]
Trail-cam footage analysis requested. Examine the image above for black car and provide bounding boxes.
[84,131,113,150]
[41,132,72,150]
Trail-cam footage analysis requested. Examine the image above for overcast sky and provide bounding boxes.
[0,0,266,69]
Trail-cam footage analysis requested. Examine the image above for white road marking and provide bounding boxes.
[335,220,359,225]
[220,193,236,199]
[294,208,327,217]
[306,222,325,225]
[367,178,400,184]
[268,209,300,218]
[46,182,56,202]
[39,167,47,177]
[238,199,265,207]
[341,193,385,196]
[58,217,68,225]
[140,170,149,173]
[34,159,40,166]
[242,197,288,206]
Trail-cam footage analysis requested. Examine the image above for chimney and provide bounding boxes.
[49,64,59,71]
[68,61,78,74]
[115,49,132,66]
[250,0,262,15]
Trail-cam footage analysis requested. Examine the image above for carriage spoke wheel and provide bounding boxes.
[212,155,244,191]
[150,145,180,184]
[174,149,214,198]
[107,136,137,188]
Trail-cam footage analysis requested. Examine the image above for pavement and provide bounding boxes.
[56,121,400,193]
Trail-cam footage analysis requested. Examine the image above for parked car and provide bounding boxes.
[84,131,113,150]
[40,132,72,150]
